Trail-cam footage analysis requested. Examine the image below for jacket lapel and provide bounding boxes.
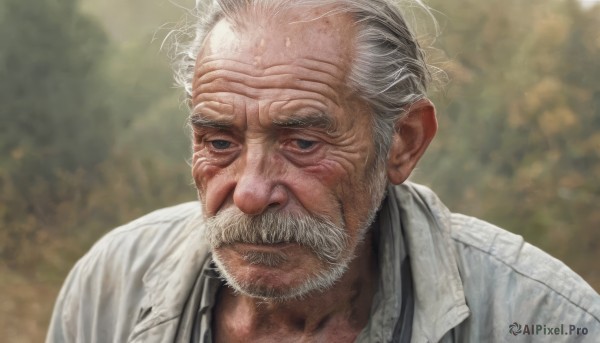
[129,209,211,342]
[393,182,470,342]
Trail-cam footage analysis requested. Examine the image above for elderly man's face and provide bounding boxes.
[191,10,386,299]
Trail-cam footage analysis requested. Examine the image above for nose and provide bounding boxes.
[233,147,287,215]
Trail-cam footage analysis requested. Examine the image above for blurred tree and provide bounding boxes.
[418,0,600,287]
[78,0,191,165]
[0,1,193,338]
[80,0,183,42]
[0,0,112,264]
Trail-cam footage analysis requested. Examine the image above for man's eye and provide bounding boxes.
[295,139,316,150]
[210,140,232,150]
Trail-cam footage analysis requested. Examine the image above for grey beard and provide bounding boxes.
[203,209,352,300]
[241,251,288,267]
[202,163,388,300]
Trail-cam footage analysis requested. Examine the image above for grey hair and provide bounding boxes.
[170,0,438,161]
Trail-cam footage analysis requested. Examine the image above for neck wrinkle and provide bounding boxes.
[217,229,378,339]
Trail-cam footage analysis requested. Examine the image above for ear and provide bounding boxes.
[387,98,437,185]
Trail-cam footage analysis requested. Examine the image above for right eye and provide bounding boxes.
[209,140,232,150]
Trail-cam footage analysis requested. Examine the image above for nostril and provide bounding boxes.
[266,184,288,211]
[267,202,280,210]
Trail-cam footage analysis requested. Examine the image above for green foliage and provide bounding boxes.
[416,0,600,286]
[0,0,112,174]
[104,40,191,163]
[0,1,191,338]
[0,0,115,266]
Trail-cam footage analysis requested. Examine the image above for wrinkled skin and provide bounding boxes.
[190,7,436,343]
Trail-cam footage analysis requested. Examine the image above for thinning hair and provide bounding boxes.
[170,0,439,162]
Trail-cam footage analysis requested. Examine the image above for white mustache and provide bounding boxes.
[204,208,349,264]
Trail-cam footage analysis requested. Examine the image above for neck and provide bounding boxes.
[213,232,379,342]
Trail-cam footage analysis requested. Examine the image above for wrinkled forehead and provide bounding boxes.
[197,7,357,73]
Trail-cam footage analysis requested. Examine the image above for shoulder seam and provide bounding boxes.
[99,216,190,242]
[102,202,199,237]
[450,234,600,323]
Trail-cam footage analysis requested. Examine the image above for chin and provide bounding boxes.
[212,246,351,301]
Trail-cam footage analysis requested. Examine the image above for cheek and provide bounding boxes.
[192,152,237,215]
[283,159,352,222]
[302,159,349,186]
[192,153,218,189]
[304,153,378,234]
[310,149,371,196]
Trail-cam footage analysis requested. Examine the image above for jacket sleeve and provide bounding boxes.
[45,230,148,343]
[449,214,600,343]
[45,203,205,342]
[46,254,93,343]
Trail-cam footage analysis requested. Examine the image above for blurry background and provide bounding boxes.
[0,0,598,341]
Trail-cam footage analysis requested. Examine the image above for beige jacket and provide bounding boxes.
[46,182,600,342]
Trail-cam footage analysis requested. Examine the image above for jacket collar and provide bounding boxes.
[392,182,470,342]
[131,182,470,342]
[133,209,211,339]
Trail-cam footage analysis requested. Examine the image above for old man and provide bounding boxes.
[47,0,599,342]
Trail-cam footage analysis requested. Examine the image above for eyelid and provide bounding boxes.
[205,136,235,145]
[282,138,321,154]
[197,131,240,153]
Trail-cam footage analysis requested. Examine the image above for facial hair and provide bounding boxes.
[204,209,352,300]
[202,161,388,300]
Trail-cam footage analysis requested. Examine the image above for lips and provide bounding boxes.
[229,242,297,251]
[224,242,296,267]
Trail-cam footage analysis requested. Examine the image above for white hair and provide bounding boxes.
[170,0,439,161]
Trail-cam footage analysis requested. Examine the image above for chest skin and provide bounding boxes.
[212,304,364,343]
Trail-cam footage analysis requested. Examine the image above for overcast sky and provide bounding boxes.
[580,0,600,8]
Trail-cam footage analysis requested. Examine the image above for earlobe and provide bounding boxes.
[386,99,437,185]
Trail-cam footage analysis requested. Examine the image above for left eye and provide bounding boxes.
[295,139,316,150]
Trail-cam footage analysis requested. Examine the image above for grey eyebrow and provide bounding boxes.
[189,113,233,130]
[272,112,335,131]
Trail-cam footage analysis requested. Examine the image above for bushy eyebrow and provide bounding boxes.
[272,112,335,131]
[189,112,336,132]
[189,113,233,130]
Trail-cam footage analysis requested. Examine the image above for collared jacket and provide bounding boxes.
[46,182,600,342]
